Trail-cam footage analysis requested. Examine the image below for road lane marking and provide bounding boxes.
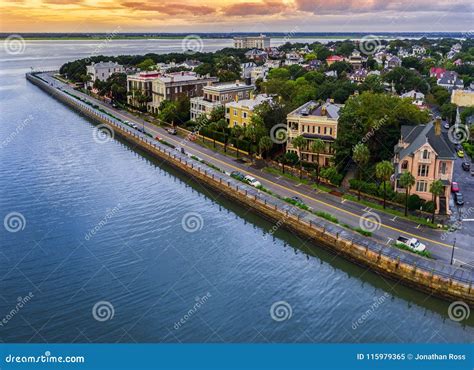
[391,216,398,222]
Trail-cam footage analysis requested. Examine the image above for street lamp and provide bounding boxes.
[450,238,456,265]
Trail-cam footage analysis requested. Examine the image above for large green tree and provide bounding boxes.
[353,143,370,200]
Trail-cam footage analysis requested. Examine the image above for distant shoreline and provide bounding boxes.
[0,32,466,41]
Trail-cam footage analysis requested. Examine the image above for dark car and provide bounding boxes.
[462,162,471,171]
[455,192,464,206]
[230,171,245,181]
[291,196,304,204]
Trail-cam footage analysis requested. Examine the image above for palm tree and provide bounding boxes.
[258,136,273,159]
[375,160,394,209]
[352,143,370,200]
[292,135,307,179]
[429,179,444,224]
[311,139,326,184]
[399,171,415,216]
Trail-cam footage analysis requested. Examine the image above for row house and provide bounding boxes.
[286,100,342,167]
[225,94,272,128]
[127,71,161,112]
[393,118,455,215]
[86,61,124,87]
[150,72,218,114]
[190,82,255,121]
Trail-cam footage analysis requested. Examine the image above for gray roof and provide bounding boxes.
[398,122,455,160]
[289,100,342,120]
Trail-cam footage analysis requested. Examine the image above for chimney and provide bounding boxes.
[235,80,240,86]
[321,105,327,116]
[434,116,441,136]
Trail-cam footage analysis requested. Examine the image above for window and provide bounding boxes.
[234,109,237,116]
[243,112,247,118]
[439,161,447,175]
[415,181,427,192]
[417,164,429,177]
[401,160,408,170]
[421,149,430,160]
[317,126,321,134]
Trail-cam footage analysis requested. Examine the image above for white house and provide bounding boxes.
[86,61,124,87]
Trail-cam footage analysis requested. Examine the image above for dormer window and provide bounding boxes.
[401,160,408,170]
[421,149,430,160]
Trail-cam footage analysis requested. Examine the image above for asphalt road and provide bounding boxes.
[41,73,474,268]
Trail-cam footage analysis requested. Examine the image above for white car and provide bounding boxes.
[396,236,426,252]
[244,175,261,188]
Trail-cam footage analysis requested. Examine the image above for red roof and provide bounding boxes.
[326,55,345,62]
[429,67,446,79]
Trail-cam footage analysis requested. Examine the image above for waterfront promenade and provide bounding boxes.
[27,71,474,304]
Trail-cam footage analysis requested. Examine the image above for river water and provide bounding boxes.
[0,38,472,343]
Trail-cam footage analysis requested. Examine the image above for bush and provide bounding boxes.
[349,179,378,196]
[424,200,435,213]
[320,167,343,186]
[407,194,422,210]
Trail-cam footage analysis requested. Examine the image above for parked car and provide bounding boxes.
[462,162,471,171]
[451,182,460,193]
[244,175,261,188]
[443,122,450,129]
[457,149,465,158]
[291,196,304,204]
[471,166,474,176]
[455,192,464,206]
[230,171,245,181]
[175,146,185,154]
[155,135,162,141]
[167,128,177,135]
[396,236,426,252]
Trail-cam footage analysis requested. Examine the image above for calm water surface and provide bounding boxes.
[0,39,472,343]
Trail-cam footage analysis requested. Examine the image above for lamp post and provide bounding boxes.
[450,238,456,265]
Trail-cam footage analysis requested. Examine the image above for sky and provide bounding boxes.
[0,0,473,33]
